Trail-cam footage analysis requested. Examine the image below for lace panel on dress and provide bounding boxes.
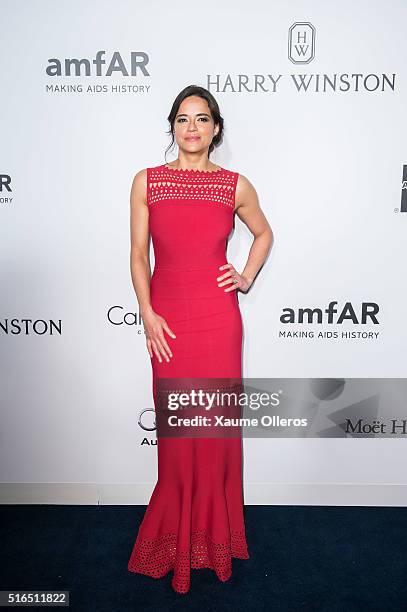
[147,165,238,210]
[127,528,249,594]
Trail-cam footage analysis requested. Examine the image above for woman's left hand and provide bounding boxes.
[216,263,252,293]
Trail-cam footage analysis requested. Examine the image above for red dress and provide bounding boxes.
[127,164,250,594]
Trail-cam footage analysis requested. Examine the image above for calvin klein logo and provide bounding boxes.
[288,22,316,64]
[107,305,144,332]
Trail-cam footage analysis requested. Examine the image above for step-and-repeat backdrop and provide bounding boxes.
[1,1,406,505]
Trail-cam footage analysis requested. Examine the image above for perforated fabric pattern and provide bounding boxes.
[128,528,249,594]
[147,164,238,210]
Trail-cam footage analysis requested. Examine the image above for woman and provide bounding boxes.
[127,85,273,594]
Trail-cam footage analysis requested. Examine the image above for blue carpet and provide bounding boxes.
[0,505,406,611]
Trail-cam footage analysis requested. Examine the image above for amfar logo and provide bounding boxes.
[46,51,150,77]
[0,174,12,204]
[0,174,12,192]
[288,22,316,64]
[280,302,379,324]
[399,164,407,213]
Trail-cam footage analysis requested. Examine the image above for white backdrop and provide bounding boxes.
[1,0,406,506]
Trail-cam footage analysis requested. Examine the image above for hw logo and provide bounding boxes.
[288,22,316,64]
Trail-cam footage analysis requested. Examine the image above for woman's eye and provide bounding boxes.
[176,117,209,123]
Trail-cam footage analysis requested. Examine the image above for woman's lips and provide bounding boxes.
[185,136,200,141]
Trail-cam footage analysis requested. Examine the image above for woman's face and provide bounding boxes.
[173,95,219,153]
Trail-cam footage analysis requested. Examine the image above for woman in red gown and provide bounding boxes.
[127,85,273,594]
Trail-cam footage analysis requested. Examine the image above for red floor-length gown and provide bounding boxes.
[127,164,249,594]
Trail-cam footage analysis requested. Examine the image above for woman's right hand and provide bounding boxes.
[142,308,176,363]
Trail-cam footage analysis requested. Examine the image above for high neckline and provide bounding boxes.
[161,164,224,175]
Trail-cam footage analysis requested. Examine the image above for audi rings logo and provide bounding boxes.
[138,408,156,432]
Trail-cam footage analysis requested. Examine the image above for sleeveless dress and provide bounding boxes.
[127,164,250,594]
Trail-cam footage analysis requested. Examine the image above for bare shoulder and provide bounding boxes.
[131,167,147,189]
[234,172,259,213]
[130,168,148,207]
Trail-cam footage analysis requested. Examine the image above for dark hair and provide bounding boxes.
[164,85,224,162]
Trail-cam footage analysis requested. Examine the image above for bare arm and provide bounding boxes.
[129,169,152,315]
[129,170,176,363]
[235,174,274,289]
[219,174,273,292]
